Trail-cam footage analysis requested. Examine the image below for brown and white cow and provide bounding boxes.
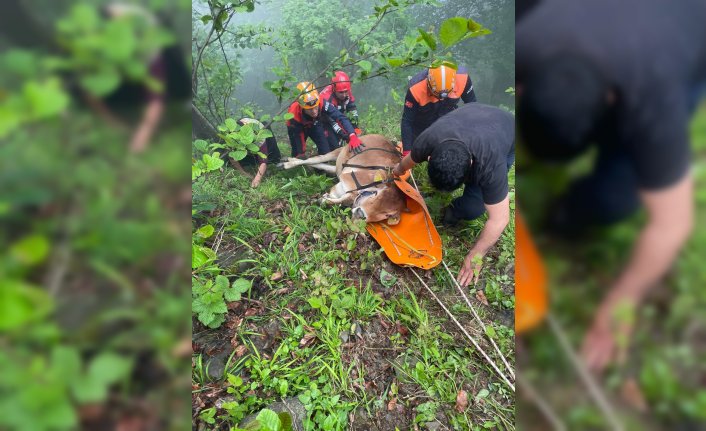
[278,134,407,224]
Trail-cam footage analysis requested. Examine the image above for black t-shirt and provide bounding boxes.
[411,103,515,205]
[517,0,706,189]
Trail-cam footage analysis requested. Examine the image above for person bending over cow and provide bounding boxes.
[320,71,360,150]
[393,103,515,286]
[236,118,280,188]
[400,63,477,155]
[286,81,362,158]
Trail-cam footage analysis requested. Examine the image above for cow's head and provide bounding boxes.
[351,185,407,224]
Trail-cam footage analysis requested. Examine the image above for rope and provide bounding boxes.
[410,268,515,392]
[378,223,438,265]
[442,260,515,380]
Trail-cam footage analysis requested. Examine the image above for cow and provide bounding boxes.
[278,134,408,224]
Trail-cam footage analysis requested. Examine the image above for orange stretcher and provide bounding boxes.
[515,211,548,334]
[366,171,443,270]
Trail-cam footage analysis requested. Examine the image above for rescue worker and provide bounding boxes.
[400,63,477,154]
[236,118,280,188]
[393,103,515,286]
[286,81,363,158]
[320,71,360,150]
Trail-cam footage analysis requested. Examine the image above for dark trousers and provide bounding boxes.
[450,151,516,221]
[288,123,331,157]
[322,122,344,152]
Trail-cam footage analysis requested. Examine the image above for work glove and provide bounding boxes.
[348,134,365,154]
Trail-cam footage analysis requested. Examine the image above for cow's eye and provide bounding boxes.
[359,190,377,198]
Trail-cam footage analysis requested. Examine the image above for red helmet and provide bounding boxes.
[331,71,351,93]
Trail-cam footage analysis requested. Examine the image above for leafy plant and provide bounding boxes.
[192,275,252,328]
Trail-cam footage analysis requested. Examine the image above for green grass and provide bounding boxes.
[192,117,516,430]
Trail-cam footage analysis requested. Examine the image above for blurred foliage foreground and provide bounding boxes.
[0,113,192,430]
[0,3,192,430]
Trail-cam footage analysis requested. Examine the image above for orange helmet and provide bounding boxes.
[331,71,351,93]
[427,65,457,99]
[296,81,320,109]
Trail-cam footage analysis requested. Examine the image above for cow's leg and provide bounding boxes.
[321,181,354,205]
[307,163,337,174]
[278,147,343,170]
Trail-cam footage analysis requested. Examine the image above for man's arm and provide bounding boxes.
[460,74,477,104]
[581,172,693,371]
[129,97,165,153]
[392,153,417,177]
[458,194,510,286]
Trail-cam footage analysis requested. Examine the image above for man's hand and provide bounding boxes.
[581,290,637,372]
[348,134,364,154]
[458,250,484,287]
[580,172,693,373]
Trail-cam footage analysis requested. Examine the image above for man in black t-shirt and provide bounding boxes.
[393,103,515,286]
[517,0,706,372]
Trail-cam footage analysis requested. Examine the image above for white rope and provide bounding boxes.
[546,313,624,431]
[409,268,515,392]
[441,260,515,380]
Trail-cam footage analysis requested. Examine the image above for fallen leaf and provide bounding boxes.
[475,290,489,306]
[244,308,259,317]
[270,272,283,282]
[234,345,248,357]
[299,269,308,280]
[283,226,292,234]
[455,390,469,412]
[620,378,648,413]
[387,397,397,411]
[300,331,317,347]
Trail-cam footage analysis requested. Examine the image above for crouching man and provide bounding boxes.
[393,103,515,286]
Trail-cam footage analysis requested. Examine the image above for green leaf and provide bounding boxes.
[193,139,209,152]
[386,58,404,67]
[80,69,121,97]
[201,14,213,24]
[439,17,469,48]
[476,388,490,399]
[229,149,248,161]
[358,60,372,73]
[196,224,215,239]
[204,152,225,170]
[467,18,482,32]
[88,353,133,386]
[417,29,437,50]
[225,118,238,131]
[308,297,323,309]
[233,278,252,293]
[484,325,496,338]
[283,112,294,120]
[214,275,230,292]
[278,412,292,430]
[192,244,212,269]
[379,269,397,288]
[0,281,53,331]
[10,234,50,266]
[256,409,281,431]
[23,78,70,119]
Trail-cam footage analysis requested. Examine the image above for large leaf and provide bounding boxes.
[9,234,50,266]
[23,78,70,119]
[225,118,238,131]
[417,29,437,51]
[256,409,281,431]
[80,69,121,97]
[358,60,372,74]
[439,17,469,48]
[0,281,53,331]
[229,150,248,161]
